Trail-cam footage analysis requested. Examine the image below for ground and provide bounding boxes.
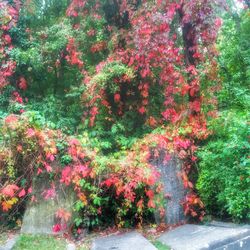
[13,235,67,250]
[0,233,8,246]
[3,222,249,250]
[0,229,170,250]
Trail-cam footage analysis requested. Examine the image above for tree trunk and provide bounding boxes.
[178,7,200,116]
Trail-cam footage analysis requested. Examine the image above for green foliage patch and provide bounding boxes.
[197,111,250,221]
[13,234,67,250]
[197,10,250,222]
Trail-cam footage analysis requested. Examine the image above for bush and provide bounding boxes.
[197,111,250,221]
[197,9,250,222]
[0,113,163,230]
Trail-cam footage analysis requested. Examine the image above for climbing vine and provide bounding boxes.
[1,0,246,233]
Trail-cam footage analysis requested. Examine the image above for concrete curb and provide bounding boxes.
[158,224,250,250]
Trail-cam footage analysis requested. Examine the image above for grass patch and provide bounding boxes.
[153,240,171,250]
[0,232,8,246]
[77,246,89,250]
[13,234,67,250]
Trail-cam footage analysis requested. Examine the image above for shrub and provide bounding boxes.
[197,9,250,222]
[0,113,163,230]
[197,111,250,221]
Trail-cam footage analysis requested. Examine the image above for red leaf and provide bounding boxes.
[128,57,134,66]
[18,189,26,198]
[52,224,61,233]
[4,34,11,44]
[147,199,156,208]
[146,189,154,199]
[60,166,72,185]
[37,168,43,175]
[28,187,32,194]
[18,77,27,90]
[190,100,201,113]
[1,184,19,198]
[138,106,146,114]
[26,128,35,137]
[44,163,52,172]
[181,84,190,96]
[114,93,120,103]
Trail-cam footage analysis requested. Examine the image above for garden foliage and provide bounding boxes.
[0,0,249,232]
[197,8,250,221]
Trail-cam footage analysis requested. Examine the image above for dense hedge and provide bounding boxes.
[197,9,250,222]
[197,111,249,221]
